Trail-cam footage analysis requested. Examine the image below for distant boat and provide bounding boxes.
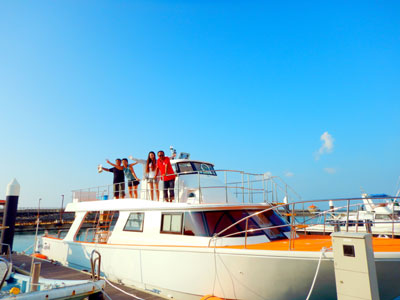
[305,193,400,237]
[307,204,319,213]
[0,256,104,299]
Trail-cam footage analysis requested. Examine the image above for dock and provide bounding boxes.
[8,253,165,300]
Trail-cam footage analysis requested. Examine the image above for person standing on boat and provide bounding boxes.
[122,158,140,198]
[102,159,125,199]
[145,151,159,201]
[154,150,176,202]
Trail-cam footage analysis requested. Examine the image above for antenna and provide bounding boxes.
[170,146,177,159]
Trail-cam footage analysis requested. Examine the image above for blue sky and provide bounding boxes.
[0,1,399,207]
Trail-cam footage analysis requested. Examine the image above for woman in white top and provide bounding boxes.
[145,151,159,201]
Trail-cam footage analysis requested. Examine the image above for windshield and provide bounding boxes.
[176,162,217,176]
[183,209,289,241]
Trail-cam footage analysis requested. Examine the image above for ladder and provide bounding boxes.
[93,211,115,243]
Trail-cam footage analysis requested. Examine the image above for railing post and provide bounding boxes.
[285,184,288,205]
[345,199,350,232]
[225,171,228,203]
[323,212,326,235]
[242,172,244,203]
[262,175,266,203]
[392,199,395,238]
[198,171,202,203]
[272,182,274,202]
[248,174,250,203]
[245,218,248,249]
[356,205,360,233]
[289,203,295,251]
[177,177,180,203]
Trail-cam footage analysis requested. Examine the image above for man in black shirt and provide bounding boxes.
[102,158,125,199]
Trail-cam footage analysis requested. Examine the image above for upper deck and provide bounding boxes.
[71,157,301,207]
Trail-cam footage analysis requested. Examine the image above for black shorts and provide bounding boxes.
[128,180,140,187]
[113,182,125,198]
[163,179,175,199]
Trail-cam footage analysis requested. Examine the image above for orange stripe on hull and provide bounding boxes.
[43,234,400,252]
[225,235,400,252]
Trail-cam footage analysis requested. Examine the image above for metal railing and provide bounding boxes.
[72,169,301,205]
[208,196,400,250]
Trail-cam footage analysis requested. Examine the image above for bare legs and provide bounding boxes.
[155,182,159,201]
[148,181,160,201]
[149,182,154,200]
[128,186,133,198]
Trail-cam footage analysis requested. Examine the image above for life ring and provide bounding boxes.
[200,296,223,300]
[31,253,48,260]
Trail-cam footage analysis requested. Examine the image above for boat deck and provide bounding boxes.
[8,253,165,300]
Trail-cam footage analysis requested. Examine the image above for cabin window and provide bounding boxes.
[176,162,217,176]
[191,162,216,176]
[75,211,119,242]
[124,213,144,232]
[183,211,208,236]
[178,162,196,175]
[161,213,183,234]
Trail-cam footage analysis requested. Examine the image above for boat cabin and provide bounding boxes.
[51,200,291,247]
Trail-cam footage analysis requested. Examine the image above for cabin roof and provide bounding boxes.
[170,159,214,166]
[65,199,270,213]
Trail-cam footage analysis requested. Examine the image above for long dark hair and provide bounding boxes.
[146,151,156,173]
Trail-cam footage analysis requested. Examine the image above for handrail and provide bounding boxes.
[73,168,300,204]
[90,250,101,281]
[208,196,400,249]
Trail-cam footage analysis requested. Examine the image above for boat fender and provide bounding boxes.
[31,253,48,260]
[200,296,223,300]
[9,287,20,295]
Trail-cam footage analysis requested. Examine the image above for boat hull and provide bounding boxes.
[40,237,400,300]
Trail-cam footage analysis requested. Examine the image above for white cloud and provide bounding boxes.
[315,131,334,160]
[324,167,336,174]
[263,171,272,179]
[285,171,294,177]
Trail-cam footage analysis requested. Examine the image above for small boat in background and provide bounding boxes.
[0,256,105,299]
[305,193,400,237]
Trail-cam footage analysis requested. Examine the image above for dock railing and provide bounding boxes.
[208,196,400,250]
[72,169,301,205]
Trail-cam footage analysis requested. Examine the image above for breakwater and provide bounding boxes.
[0,208,74,232]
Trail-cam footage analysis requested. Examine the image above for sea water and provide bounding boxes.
[13,231,50,254]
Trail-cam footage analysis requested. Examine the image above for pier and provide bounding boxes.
[8,253,165,299]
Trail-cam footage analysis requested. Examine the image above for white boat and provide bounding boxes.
[0,256,105,299]
[304,193,400,237]
[37,154,400,300]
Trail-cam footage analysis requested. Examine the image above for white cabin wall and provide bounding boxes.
[64,212,86,241]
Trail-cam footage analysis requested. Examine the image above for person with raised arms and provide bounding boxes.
[101,158,125,199]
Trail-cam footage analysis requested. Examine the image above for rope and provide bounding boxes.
[101,290,113,300]
[22,244,34,254]
[305,247,327,300]
[103,277,145,300]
